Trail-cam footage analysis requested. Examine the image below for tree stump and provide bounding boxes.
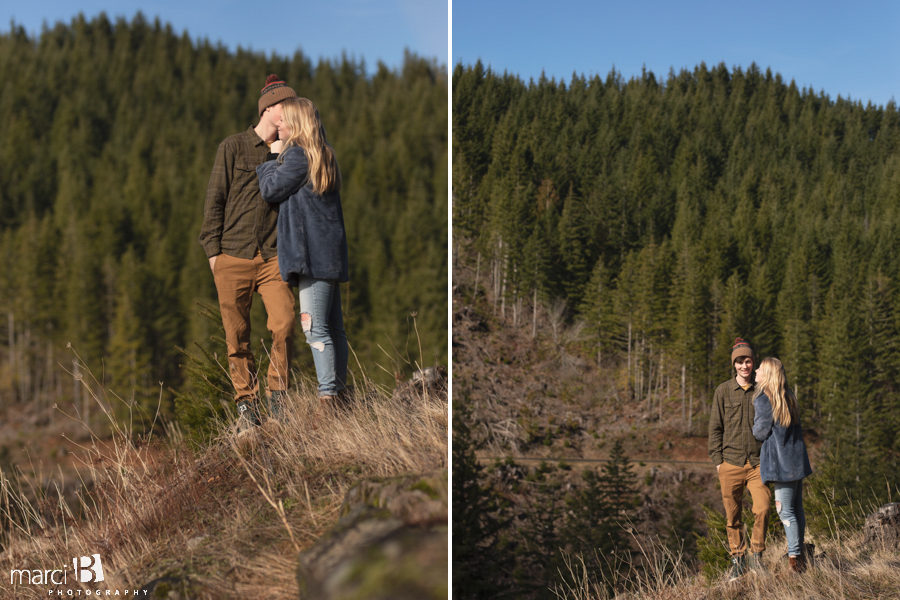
[392,366,447,403]
[863,502,900,549]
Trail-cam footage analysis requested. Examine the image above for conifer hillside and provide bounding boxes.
[0,13,448,424]
[453,60,899,503]
[452,61,900,598]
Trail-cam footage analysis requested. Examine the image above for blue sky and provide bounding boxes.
[3,0,447,71]
[452,0,899,107]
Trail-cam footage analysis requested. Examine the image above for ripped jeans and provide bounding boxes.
[773,480,806,557]
[297,277,348,396]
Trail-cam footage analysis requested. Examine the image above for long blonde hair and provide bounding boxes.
[754,357,798,427]
[278,97,341,194]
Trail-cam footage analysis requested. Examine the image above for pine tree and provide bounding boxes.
[106,250,156,429]
[452,401,510,599]
[557,186,592,304]
[599,439,639,521]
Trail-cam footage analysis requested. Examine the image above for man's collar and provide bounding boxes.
[733,377,754,390]
[246,125,266,146]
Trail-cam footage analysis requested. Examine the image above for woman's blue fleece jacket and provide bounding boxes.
[752,393,813,484]
[257,146,349,285]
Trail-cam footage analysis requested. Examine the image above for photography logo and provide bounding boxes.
[9,553,104,586]
[73,553,105,583]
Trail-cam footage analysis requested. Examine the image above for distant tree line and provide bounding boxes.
[453,60,899,550]
[0,14,447,427]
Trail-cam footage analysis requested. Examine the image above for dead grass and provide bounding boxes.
[552,530,900,600]
[0,375,447,598]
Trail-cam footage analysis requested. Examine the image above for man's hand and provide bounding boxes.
[270,140,284,154]
[209,255,218,272]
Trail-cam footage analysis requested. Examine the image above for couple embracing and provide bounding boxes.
[199,75,349,428]
[708,338,813,579]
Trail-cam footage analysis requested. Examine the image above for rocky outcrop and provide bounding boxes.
[863,502,900,549]
[296,471,447,600]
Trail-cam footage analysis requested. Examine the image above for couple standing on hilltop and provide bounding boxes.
[709,338,814,579]
[198,75,350,429]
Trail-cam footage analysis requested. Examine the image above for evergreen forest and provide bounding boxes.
[0,14,447,427]
[453,61,900,596]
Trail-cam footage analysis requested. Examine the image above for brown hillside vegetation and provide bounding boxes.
[454,252,726,462]
[453,253,723,503]
[0,377,447,598]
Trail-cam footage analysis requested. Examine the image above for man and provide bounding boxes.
[708,338,771,579]
[199,75,298,428]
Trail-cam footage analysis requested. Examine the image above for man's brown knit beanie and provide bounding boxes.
[730,338,753,364]
[258,74,297,116]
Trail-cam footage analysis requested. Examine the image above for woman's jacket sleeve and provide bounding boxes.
[256,146,309,204]
[752,394,774,442]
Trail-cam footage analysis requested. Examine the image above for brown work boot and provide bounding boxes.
[788,555,806,574]
[236,397,261,430]
[747,551,766,573]
[726,555,746,581]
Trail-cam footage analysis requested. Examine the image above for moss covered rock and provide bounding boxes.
[297,471,447,599]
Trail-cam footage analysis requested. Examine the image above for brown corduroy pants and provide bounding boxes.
[213,253,295,401]
[717,461,771,556]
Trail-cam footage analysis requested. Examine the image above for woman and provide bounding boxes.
[257,97,349,406]
[752,357,813,573]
